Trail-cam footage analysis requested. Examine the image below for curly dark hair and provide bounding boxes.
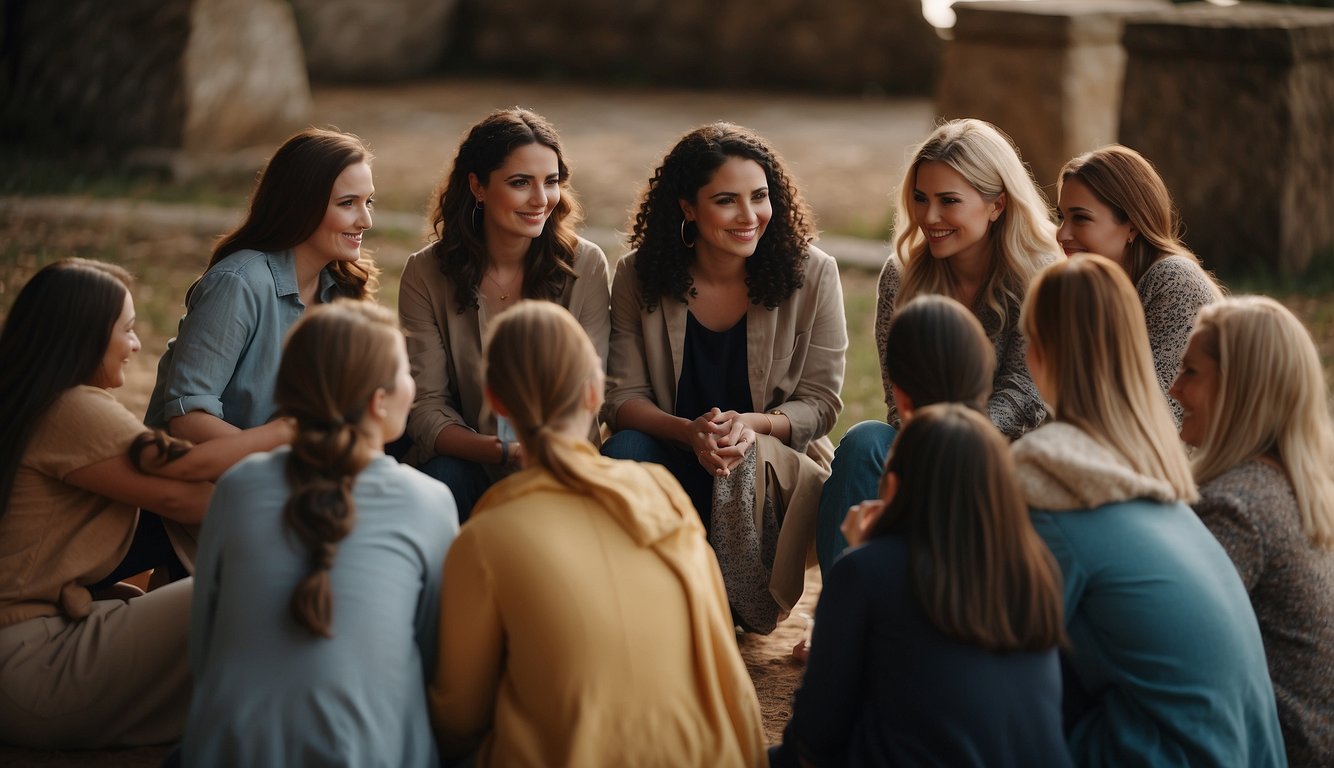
[426,108,582,313]
[629,122,814,312]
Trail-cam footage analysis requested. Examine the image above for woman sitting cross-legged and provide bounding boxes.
[1172,296,1334,766]
[772,403,1070,768]
[182,300,458,767]
[1015,254,1285,766]
[430,300,765,767]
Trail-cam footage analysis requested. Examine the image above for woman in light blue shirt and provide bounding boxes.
[147,128,379,442]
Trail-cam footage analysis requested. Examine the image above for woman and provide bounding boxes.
[430,301,765,767]
[1171,296,1334,766]
[602,122,847,634]
[183,301,458,767]
[1014,254,1285,766]
[398,108,609,519]
[817,118,1059,573]
[774,404,1069,767]
[147,127,378,441]
[816,294,995,572]
[1057,144,1222,423]
[0,259,288,749]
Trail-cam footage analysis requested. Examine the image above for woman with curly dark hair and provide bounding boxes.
[397,108,610,519]
[603,123,848,633]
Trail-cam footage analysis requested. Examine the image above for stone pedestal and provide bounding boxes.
[467,0,941,95]
[289,0,460,83]
[0,0,310,154]
[937,0,1169,193]
[1119,3,1334,276]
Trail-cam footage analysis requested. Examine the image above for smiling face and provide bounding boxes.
[89,289,140,389]
[1169,329,1220,447]
[911,161,1003,265]
[471,142,561,247]
[680,156,772,263]
[294,161,374,268]
[1057,176,1136,268]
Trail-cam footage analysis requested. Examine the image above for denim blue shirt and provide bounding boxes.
[146,249,341,430]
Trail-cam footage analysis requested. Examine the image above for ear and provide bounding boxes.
[989,191,1007,223]
[484,386,511,418]
[583,376,603,414]
[1127,223,1138,244]
[891,384,914,422]
[369,387,389,420]
[468,172,484,202]
[678,198,696,223]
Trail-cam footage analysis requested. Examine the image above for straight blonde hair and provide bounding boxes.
[894,119,1060,335]
[1190,297,1334,549]
[1022,254,1196,502]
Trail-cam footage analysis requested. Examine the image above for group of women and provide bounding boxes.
[0,106,1330,767]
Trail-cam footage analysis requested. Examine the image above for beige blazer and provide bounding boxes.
[399,237,610,466]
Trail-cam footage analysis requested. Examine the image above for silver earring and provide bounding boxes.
[680,219,695,248]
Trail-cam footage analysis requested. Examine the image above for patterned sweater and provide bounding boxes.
[1136,254,1220,425]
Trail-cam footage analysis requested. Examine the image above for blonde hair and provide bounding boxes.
[1022,254,1196,502]
[274,300,404,638]
[1190,297,1334,548]
[894,119,1060,334]
[484,301,603,491]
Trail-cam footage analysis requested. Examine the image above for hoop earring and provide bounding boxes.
[680,219,695,248]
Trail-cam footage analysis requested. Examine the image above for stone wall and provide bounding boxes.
[1119,3,1334,275]
[464,0,942,95]
[289,0,460,82]
[936,0,1169,194]
[0,0,310,154]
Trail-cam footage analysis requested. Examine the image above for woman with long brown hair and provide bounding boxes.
[398,107,609,520]
[430,301,764,767]
[183,301,457,766]
[775,404,1068,767]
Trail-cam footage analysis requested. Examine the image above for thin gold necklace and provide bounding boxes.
[484,268,521,301]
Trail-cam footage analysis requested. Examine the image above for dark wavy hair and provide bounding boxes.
[885,295,994,413]
[274,300,403,638]
[426,108,582,312]
[0,259,132,518]
[629,122,814,311]
[201,127,379,301]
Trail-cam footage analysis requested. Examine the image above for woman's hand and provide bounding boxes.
[710,410,755,476]
[841,499,886,548]
[687,408,731,475]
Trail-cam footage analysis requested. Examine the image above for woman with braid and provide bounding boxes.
[182,301,458,767]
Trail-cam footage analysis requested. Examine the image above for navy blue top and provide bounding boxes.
[674,311,751,420]
[774,535,1071,768]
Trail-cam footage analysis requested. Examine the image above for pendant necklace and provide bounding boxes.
[485,269,520,301]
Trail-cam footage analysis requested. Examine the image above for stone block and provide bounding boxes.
[0,0,311,154]
[289,0,460,83]
[937,0,1169,193]
[465,0,942,95]
[1119,2,1334,276]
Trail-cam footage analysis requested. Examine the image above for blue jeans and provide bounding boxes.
[816,420,896,576]
[601,429,713,530]
[417,455,492,524]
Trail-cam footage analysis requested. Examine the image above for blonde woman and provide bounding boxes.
[431,301,765,767]
[1057,145,1222,423]
[183,301,458,766]
[1014,254,1284,766]
[818,118,1059,572]
[1171,296,1334,766]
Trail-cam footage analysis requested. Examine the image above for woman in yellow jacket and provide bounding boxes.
[429,301,765,768]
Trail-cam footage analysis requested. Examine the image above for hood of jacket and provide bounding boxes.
[1012,422,1179,511]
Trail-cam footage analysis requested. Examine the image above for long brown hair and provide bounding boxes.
[203,128,379,301]
[273,300,403,637]
[484,301,603,491]
[872,404,1066,652]
[0,259,133,518]
[427,108,581,312]
[885,294,994,413]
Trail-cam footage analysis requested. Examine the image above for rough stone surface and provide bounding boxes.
[289,0,460,83]
[937,0,1170,193]
[464,0,942,95]
[0,0,310,154]
[1119,2,1334,275]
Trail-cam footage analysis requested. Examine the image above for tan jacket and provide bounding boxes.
[605,245,847,455]
[399,238,610,466]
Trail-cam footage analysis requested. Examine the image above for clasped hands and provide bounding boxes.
[687,407,756,477]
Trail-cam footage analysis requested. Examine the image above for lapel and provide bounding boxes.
[746,301,775,412]
[663,297,688,400]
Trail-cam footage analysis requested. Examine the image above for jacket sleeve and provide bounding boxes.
[779,249,847,452]
[604,253,658,429]
[568,240,612,369]
[399,251,468,459]
[873,256,901,426]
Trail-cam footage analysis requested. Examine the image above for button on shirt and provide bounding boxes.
[145,249,342,430]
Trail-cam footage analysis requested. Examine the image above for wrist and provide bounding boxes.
[496,437,509,466]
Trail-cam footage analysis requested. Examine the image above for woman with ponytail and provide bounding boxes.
[429,301,765,767]
[183,301,458,767]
